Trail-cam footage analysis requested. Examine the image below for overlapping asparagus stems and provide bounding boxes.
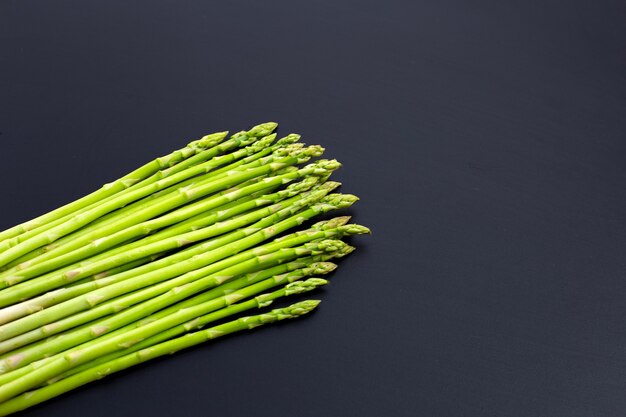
[0,300,320,416]
[0,122,370,413]
[0,179,325,324]
[0,155,335,304]
[0,132,297,268]
[0,133,301,272]
[0,209,363,355]
[0,140,320,268]
[0,127,257,254]
[0,127,237,243]
[0,259,341,385]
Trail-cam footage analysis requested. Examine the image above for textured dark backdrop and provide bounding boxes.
[1,1,626,416]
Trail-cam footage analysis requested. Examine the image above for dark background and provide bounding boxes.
[1,0,626,416]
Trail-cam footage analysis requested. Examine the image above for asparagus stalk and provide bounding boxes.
[0,124,279,254]
[19,133,299,262]
[0,128,237,244]
[0,130,248,254]
[145,133,301,201]
[158,125,276,177]
[57,278,328,382]
[0,171,340,309]
[0,269,331,386]
[0,133,292,266]
[0,175,324,292]
[0,194,357,344]
[53,132,281,244]
[0,132,302,265]
[0,152,330,295]
[0,180,326,325]
[0,259,338,385]
[0,172,284,273]
[0,300,320,412]
[0,237,355,372]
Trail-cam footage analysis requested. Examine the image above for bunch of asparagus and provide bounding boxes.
[0,122,369,415]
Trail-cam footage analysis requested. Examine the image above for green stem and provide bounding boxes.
[13,133,300,266]
[0,176,323,293]
[0,300,319,415]
[0,150,328,289]
[0,128,238,244]
[0,132,286,266]
[0,235,355,372]
[0,194,358,345]
[0,258,337,385]
[0,166,339,307]
[0,179,327,326]
[57,279,327,382]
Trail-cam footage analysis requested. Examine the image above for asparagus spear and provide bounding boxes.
[0,175,324,291]
[0,300,319,412]
[0,124,279,254]
[0,269,331,386]
[0,238,355,372]
[56,278,328,382]
[0,171,341,309]
[0,171,284,273]
[0,259,338,385]
[145,133,301,201]
[0,129,236,244]
[0,151,330,293]
[17,133,299,261]
[0,180,327,324]
[0,193,357,343]
[0,133,291,266]
[0,221,361,360]
[0,133,299,264]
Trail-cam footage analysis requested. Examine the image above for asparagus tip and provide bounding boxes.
[283,299,321,317]
[339,224,371,236]
[312,216,352,230]
[317,193,359,210]
[307,262,338,275]
[247,134,277,152]
[285,278,329,295]
[188,131,229,148]
[276,133,301,145]
[249,122,278,137]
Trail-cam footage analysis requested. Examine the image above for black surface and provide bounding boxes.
[1,0,626,416]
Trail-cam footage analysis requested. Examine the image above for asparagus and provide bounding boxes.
[0,133,293,267]
[159,126,275,177]
[0,259,338,385]
[57,278,328,382]
[0,175,323,293]
[0,269,331,385]
[0,239,345,379]
[0,132,297,263]
[0,173,341,311]
[0,129,249,254]
[145,133,301,202]
[0,173,283,274]
[0,300,320,412]
[0,222,360,364]
[0,122,369,414]
[51,132,282,244]
[0,180,326,325]
[0,124,280,254]
[0,194,356,343]
[15,133,299,263]
[0,129,236,244]
[0,153,330,296]
[0,182,334,336]
[0,237,355,372]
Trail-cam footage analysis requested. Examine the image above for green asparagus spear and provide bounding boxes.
[0,300,319,411]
